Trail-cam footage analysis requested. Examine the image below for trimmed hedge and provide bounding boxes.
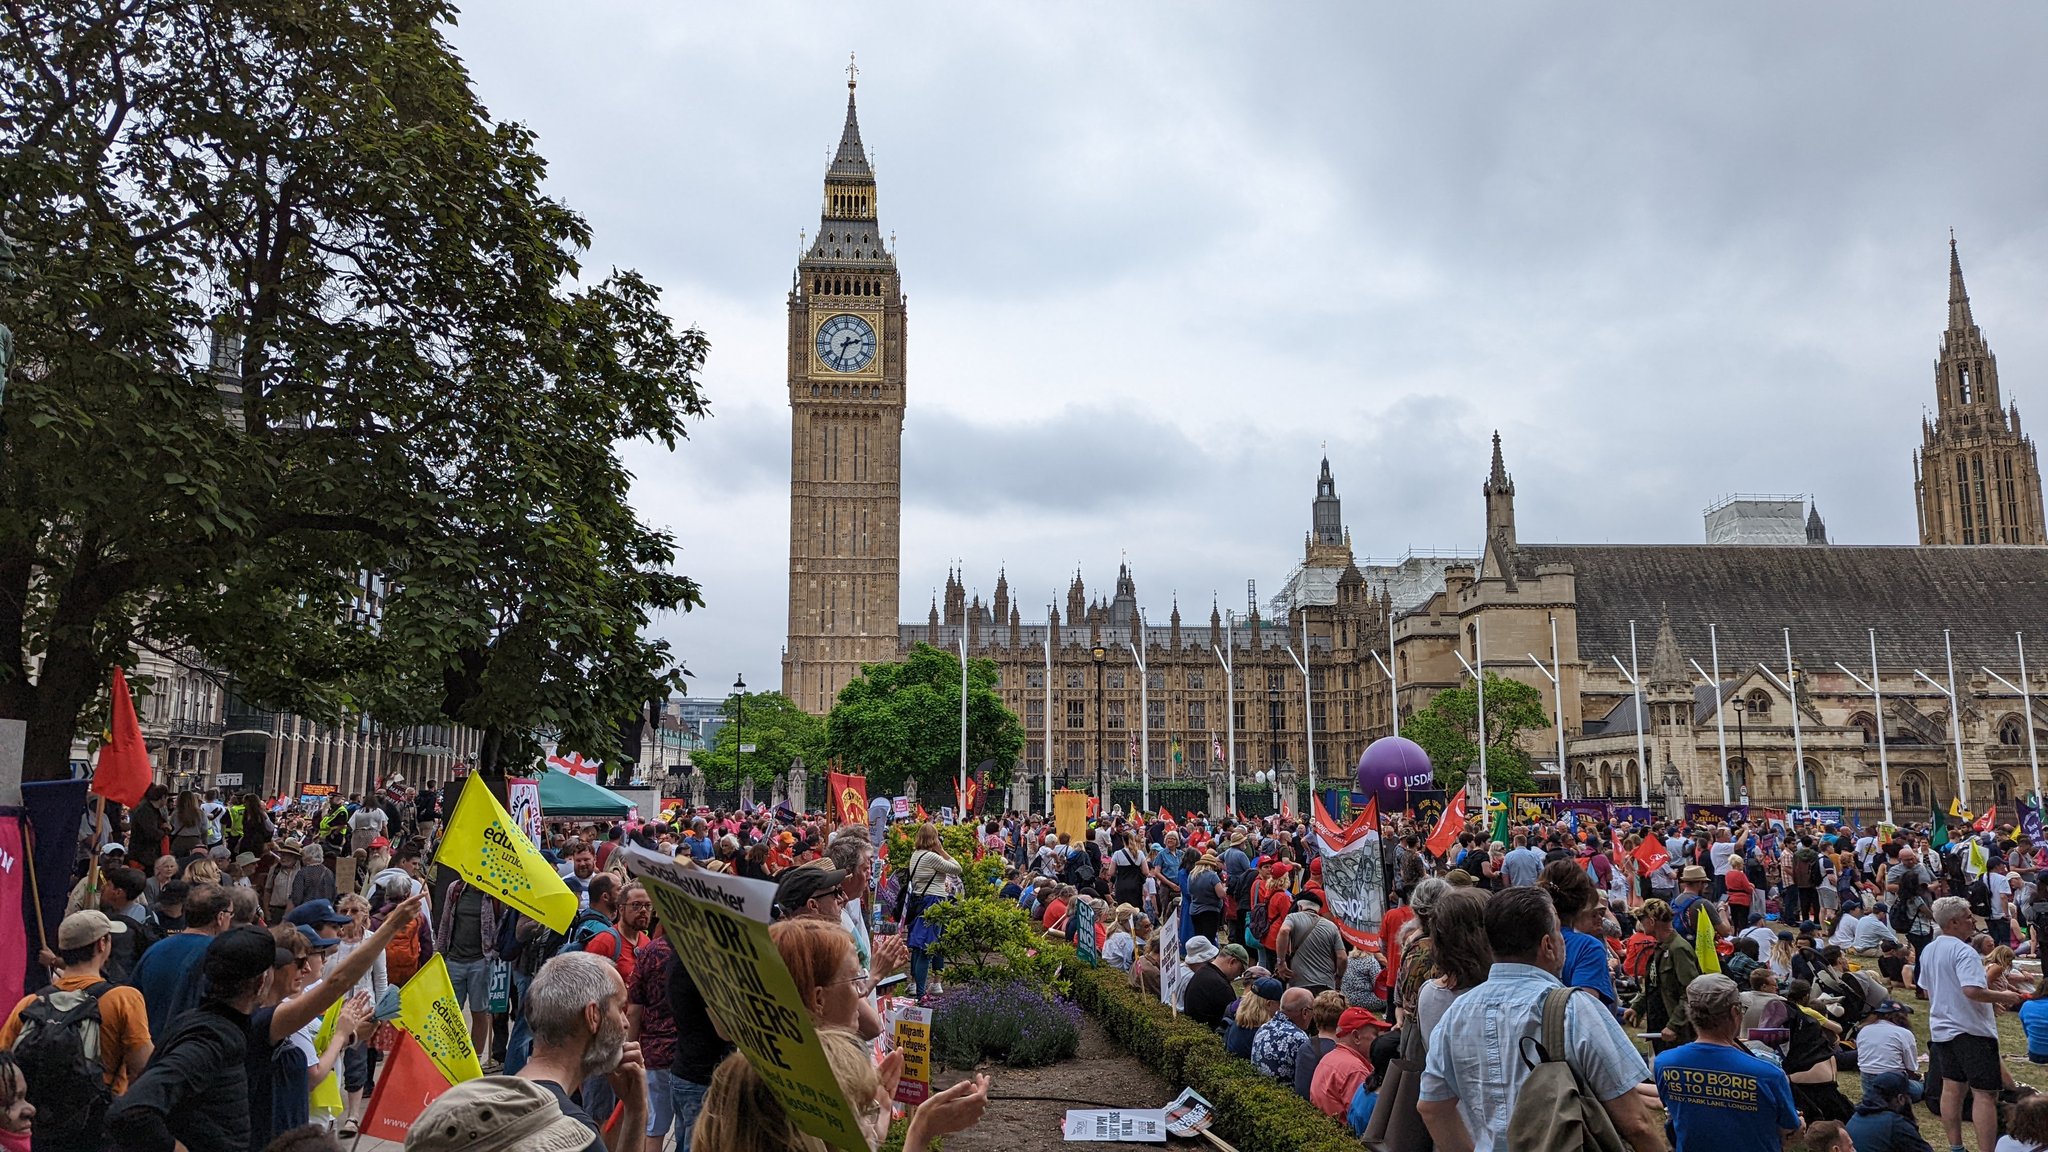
[1059,947,1361,1152]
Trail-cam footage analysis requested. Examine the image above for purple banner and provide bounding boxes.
[1685,803,1749,826]
[2021,795,2043,842]
[17,779,89,993]
[1611,805,1655,826]
[1556,800,1611,823]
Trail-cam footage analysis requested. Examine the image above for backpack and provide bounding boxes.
[558,909,624,960]
[1791,848,1819,887]
[1249,887,1281,943]
[1504,987,1629,1152]
[1968,878,1994,919]
[1226,860,1256,909]
[1621,934,1658,981]
[385,917,428,986]
[13,981,114,1148]
[1066,845,1099,889]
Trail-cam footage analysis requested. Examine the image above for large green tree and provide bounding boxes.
[825,644,1024,794]
[0,1,703,778]
[692,691,826,786]
[1404,672,1549,794]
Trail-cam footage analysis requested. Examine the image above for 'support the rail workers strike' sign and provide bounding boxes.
[619,845,868,1151]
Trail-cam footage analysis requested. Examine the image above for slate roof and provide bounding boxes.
[1512,544,2048,670]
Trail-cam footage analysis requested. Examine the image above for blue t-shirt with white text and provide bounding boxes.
[1653,1040,1800,1152]
[1561,927,1617,1005]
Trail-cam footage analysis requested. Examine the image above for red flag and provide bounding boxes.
[914,804,928,823]
[828,771,868,826]
[360,1032,452,1142]
[1974,805,1997,833]
[1633,834,1670,876]
[1186,810,1200,823]
[92,667,152,808]
[1426,792,1467,858]
[1158,806,1172,825]
[1085,795,1100,818]
[1354,793,1380,832]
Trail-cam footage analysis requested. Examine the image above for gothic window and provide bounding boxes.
[1597,761,1612,796]
[1026,669,1044,689]
[1849,713,1877,744]
[1341,666,1351,689]
[1065,740,1086,778]
[1267,672,1284,691]
[1187,701,1206,729]
[1109,740,1126,773]
[1899,770,1926,809]
[1268,699,1286,730]
[1801,759,1822,802]
[1149,739,1166,765]
[1107,701,1125,730]
[1188,671,1205,690]
[1995,772,2015,806]
[1066,671,1083,690]
[1343,701,1354,729]
[1108,671,1125,690]
[2000,716,2027,746]
[1233,700,1246,730]
[1729,758,1750,797]
[1746,690,1771,719]
[1233,670,1245,690]
[1959,365,1973,404]
[1066,700,1085,729]
[1148,671,1164,690]
[1025,699,1044,727]
[1147,701,1164,730]
[1026,740,1043,772]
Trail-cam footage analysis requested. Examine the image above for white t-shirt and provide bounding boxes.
[1996,1136,2048,1152]
[1709,841,1735,876]
[1830,913,1860,947]
[1917,933,1997,1041]
[349,806,388,851]
[1989,871,2013,918]
[1854,1018,1918,1077]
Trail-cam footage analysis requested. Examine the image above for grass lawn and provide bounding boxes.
[1629,993,2045,1146]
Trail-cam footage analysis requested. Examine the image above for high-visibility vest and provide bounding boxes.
[226,804,246,838]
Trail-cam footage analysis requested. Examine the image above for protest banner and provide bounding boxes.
[1407,788,1447,831]
[507,777,542,845]
[396,954,484,1086]
[300,782,338,809]
[436,772,577,933]
[1312,795,1385,951]
[1511,793,1559,820]
[1787,807,1844,826]
[1556,799,1611,824]
[1684,803,1749,825]
[890,1003,933,1105]
[892,796,910,820]
[1611,805,1654,826]
[2020,795,2042,841]
[1063,1109,1168,1142]
[828,770,868,826]
[1053,789,1090,844]
[618,845,869,1151]
[1159,911,1187,1012]
[359,1032,451,1143]
[1075,898,1099,965]
[1163,1088,1216,1137]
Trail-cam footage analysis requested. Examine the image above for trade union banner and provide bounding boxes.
[1312,795,1385,952]
[396,955,484,1086]
[828,771,868,826]
[619,846,869,1151]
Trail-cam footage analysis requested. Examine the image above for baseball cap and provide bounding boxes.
[1218,942,1252,965]
[56,909,127,950]
[1337,1006,1392,1036]
[204,925,281,989]
[98,842,126,857]
[295,925,341,951]
[406,1075,596,1152]
[772,861,849,915]
[286,899,355,928]
[1251,977,1285,1001]
[1874,998,1913,1017]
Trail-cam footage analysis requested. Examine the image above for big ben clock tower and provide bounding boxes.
[784,61,907,715]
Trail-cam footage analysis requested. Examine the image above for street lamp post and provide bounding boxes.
[1755,628,1808,808]
[1686,623,1732,805]
[1732,693,1747,801]
[1453,618,1487,805]
[1836,628,1893,824]
[1092,646,1108,807]
[731,673,746,786]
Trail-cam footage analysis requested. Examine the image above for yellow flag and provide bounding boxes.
[397,954,484,1086]
[437,773,576,932]
[310,1001,344,1115]
[1694,903,1720,975]
[1968,839,1989,876]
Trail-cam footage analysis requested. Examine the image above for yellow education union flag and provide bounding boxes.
[397,954,484,1086]
[1694,903,1720,976]
[310,1001,344,1116]
[437,772,577,932]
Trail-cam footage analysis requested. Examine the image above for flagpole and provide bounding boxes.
[1284,615,1315,814]
[1043,624,1053,811]
[1836,628,1893,825]
[1528,614,1565,798]
[1214,611,1236,816]
[1982,631,2041,818]
[1611,621,1649,806]
[1453,620,1486,805]
[1915,632,1970,811]
[1127,614,1150,813]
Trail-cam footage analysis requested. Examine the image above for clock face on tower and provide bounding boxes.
[815,313,877,373]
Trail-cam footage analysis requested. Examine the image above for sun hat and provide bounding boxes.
[405,1075,597,1152]
[1183,937,1219,964]
[1679,865,1710,883]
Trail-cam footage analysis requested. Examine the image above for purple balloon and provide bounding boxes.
[1356,737,1435,813]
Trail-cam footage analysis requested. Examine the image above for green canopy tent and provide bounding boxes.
[536,768,637,819]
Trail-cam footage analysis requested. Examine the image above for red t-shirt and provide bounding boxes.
[1724,868,1755,907]
[585,928,649,984]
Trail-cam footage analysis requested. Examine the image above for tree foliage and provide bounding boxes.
[1403,672,1548,794]
[825,644,1024,794]
[691,691,825,786]
[0,0,704,777]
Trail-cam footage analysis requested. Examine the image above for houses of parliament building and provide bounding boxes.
[781,75,2048,818]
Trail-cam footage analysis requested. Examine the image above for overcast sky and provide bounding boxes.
[446,3,2048,698]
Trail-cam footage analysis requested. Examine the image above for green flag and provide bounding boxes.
[1930,801,1949,850]
[1490,791,1512,844]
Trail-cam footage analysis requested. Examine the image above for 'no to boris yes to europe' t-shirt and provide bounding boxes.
[1653,1040,1800,1152]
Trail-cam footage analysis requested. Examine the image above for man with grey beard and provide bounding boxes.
[516,951,648,1152]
